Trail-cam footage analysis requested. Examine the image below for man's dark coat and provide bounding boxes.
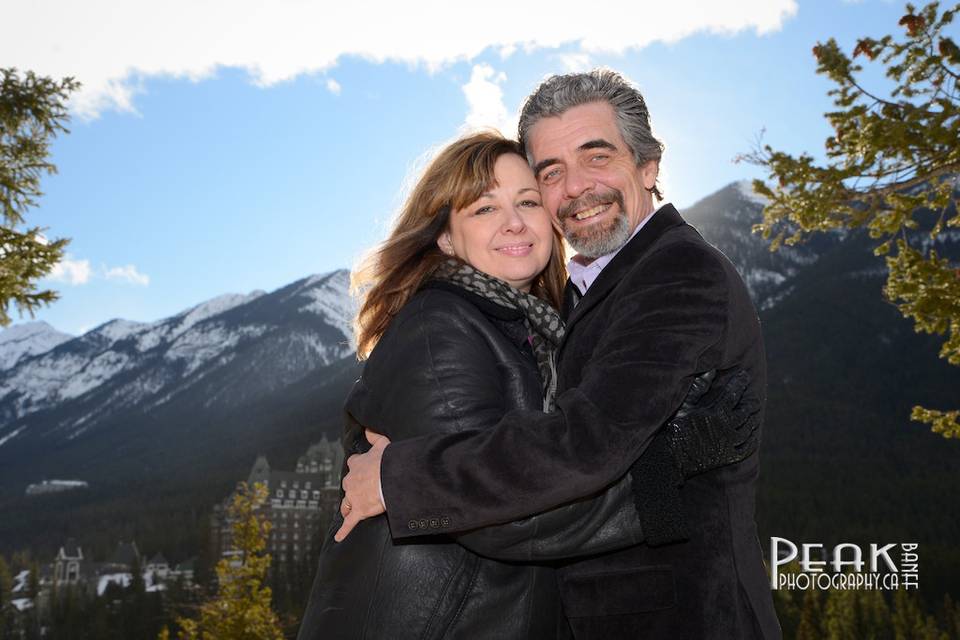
[381,205,781,638]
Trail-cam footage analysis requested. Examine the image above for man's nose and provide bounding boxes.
[563,165,594,200]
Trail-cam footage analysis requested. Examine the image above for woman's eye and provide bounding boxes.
[519,199,542,208]
[474,205,495,215]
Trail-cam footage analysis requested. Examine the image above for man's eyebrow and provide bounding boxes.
[532,140,618,177]
[533,158,559,177]
[579,139,617,152]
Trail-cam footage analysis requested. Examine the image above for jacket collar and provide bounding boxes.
[558,204,686,353]
[561,280,582,321]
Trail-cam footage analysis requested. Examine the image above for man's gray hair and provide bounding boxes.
[518,69,664,200]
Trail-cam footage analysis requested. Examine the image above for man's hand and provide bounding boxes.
[334,429,391,542]
[666,369,762,478]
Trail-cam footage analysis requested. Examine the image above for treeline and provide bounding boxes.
[774,586,960,639]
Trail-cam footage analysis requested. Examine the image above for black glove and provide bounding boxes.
[627,368,762,546]
[665,369,761,478]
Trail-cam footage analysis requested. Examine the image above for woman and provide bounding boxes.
[297,132,569,639]
[297,132,750,639]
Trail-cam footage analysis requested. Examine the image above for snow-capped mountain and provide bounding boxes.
[682,180,844,311]
[0,322,73,371]
[0,270,356,450]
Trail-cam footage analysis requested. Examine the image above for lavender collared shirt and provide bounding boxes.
[566,203,670,296]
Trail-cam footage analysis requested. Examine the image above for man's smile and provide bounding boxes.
[572,204,611,221]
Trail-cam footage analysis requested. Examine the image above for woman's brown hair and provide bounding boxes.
[352,131,567,359]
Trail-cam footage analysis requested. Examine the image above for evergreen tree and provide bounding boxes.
[0,555,14,640]
[796,588,825,640]
[859,589,893,639]
[740,1,960,438]
[166,482,283,640]
[943,594,960,638]
[0,69,78,325]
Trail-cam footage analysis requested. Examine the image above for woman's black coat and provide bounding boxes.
[296,283,643,640]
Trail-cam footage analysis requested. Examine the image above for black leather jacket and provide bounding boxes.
[297,284,645,640]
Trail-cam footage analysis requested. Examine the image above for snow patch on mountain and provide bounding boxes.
[92,319,149,344]
[0,425,25,448]
[165,322,268,376]
[178,291,265,332]
[0,322,72,370]
[736,180,770,207]
[296,271,357,344]
[60,350,134,400]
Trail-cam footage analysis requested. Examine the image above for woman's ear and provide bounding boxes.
[437,232,455,256]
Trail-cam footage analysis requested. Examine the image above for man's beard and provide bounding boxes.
[558,188,633,259]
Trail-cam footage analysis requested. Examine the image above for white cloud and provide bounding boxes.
[557,52,594,73]
[48,257,92,285]
[461,64,516,135]
[326,78,342,96]
[104,264,150,286]
[45,256,150,287]
[4,0,798,119]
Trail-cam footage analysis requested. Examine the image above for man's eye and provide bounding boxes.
[590,154,610,163]
[540,168,561,184]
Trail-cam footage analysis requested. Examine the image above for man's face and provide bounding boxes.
[527,101,659,258]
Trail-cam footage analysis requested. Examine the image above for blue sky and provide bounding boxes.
[3,0,930,335]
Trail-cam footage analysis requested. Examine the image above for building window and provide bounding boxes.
[276,489,283,498]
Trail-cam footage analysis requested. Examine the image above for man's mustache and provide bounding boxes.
[558,188,625,222]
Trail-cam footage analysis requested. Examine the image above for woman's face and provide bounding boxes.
[438,153,554,292]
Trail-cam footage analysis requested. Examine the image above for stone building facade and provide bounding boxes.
[214,436,343,571]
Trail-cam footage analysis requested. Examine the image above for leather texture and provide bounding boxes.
[298,285,594,639]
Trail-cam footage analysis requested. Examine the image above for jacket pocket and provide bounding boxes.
[559,566,676,617]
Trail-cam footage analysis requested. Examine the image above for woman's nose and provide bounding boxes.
[502,207,526,233]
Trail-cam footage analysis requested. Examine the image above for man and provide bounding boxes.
[338,70,780,638]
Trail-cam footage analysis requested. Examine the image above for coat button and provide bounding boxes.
[418,519,428,529]
[408,520,418,531]
[440,516,450,528]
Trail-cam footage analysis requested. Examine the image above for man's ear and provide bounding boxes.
[437,232,455,256]
[640,160,660,191]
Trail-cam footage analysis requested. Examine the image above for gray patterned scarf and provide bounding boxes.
[433,259,564,412]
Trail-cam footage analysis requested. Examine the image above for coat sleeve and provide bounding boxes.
[381,242,730,538]
[353,290,647,556]
[455,472,644,561]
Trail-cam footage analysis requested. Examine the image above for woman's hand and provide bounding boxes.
[335,429,391,542]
